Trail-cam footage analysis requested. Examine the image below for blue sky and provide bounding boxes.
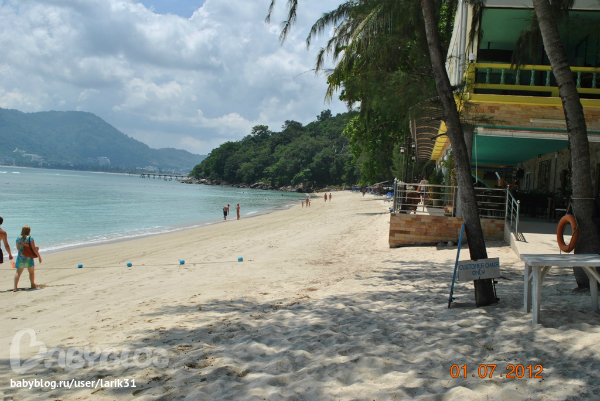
[138,0,206,18]
[0,0,346,155]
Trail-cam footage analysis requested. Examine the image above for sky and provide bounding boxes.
[0,0,347,155]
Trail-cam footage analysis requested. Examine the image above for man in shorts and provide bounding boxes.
[0,216,14,264]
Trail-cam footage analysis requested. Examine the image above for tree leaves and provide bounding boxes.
[190,112,359,187]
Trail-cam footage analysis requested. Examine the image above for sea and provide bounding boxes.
[0,167,305,253]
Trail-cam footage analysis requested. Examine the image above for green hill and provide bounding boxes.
[190,111,359,188]
[0,107,206,172]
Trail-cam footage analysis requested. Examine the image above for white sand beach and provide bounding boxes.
[1,191,600,400]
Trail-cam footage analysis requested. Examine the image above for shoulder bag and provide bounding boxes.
[22,237,38,258]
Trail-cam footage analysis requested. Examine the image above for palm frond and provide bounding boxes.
[279,0,299,44]
[551,0,575,17]
[511,12,541,69]
[307,1,355,48]
[468,0,485,52]
[265,0,277,24]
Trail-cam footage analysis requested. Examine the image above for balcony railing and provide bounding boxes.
[392,180,509,220]
[466,63,600,98]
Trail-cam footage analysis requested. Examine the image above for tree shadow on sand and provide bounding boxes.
[3,258,600,400]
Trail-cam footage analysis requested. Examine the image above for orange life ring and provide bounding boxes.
[557,214,579,253]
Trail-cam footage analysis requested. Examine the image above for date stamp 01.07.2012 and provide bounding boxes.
[450,364,543,379]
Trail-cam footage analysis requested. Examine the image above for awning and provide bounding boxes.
[472,127,600,166]
[410,100,444,162]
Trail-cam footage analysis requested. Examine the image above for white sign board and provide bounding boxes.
[457,258,500,281]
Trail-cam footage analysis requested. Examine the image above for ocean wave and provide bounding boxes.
[40,222,214,253]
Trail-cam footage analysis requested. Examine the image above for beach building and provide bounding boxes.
[393,0,600,249]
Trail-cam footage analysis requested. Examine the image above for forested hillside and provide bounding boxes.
[0,108,205,172]
[190,111,359,188]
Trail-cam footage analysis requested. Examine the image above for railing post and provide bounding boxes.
[530,69,536,86]
[393,178,397,212]
[546,70,551,86]
[401,183,406,213]
[515,69,521,85]
[516,200,520,236]
[577,71,582,88]
[486,68,491,84]
[500,68,505,85]
[505,188,509,221]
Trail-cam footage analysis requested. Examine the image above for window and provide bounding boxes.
[524,172,531,191]
[538,160,551,190]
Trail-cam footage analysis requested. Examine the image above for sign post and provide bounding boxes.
[448,223,501,308]
[457,258,501,281]
[448,223,465,309]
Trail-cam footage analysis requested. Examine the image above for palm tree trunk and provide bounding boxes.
[533,0,600,287]
[457,124,474,219]
[420,0,497,306]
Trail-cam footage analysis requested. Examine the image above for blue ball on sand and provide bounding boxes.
[127,262,132,267]
[78,263,83,268]
[180,260,185,265]
[238,257,243,262]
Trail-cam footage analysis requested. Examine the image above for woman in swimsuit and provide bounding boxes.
[13,226,41,292]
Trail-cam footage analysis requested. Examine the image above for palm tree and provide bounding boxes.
[418,0,496,305]
[267,0,498,305]
[531,0,600,287]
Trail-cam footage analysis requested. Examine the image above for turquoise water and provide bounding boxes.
[0,167,304,253]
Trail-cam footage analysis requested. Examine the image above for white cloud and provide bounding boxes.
[0,0,346,154]
[78,88,100,102]
[0,88,44,110]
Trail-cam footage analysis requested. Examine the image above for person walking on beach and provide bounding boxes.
[417,176,429,207]
[223,205,229,220]
[13,226,41,292]
[324,193,327,202]
[329,193,332,202]
[236,203,240,220]
[0,217,13,265]
[306,196,310,207]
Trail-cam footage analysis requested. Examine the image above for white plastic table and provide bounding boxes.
[521,254,600,324]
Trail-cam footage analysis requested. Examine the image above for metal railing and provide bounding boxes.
[505,190,521,239]
[466,63,600,98]
[393,180,512,220]
[474,187,508,219]
[393,182,458,216]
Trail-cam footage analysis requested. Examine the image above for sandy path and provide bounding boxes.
[1,191,599,400]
